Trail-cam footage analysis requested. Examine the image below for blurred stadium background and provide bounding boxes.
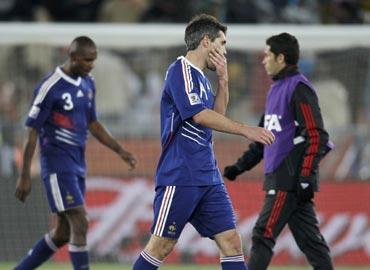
[1,0,370,269]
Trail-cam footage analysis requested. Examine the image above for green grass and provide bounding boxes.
[1,263,369,270]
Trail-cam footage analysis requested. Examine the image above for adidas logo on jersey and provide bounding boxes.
[77,90,84,97]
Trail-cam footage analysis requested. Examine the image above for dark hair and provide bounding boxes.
[185,14,227,51]
[266,32,299,65]
[69,36,96,57]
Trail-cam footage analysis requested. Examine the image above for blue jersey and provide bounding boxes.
[26,67,97,178]
[155,56,223,187]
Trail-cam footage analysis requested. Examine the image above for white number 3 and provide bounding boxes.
[62,93,74,110]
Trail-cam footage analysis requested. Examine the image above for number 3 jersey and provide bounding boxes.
[26,67,97,178]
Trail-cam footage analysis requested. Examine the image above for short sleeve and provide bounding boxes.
[25,85,54,130]
[167,61,206,120]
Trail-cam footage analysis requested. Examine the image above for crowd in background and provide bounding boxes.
[1,0,370,181]
[0,0,369,24]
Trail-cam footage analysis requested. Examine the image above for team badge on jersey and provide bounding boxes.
[65,192,75,205]
[189,93,201,105]
[167,222,177,236]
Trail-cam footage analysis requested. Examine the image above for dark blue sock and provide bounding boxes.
[133,251,162,270]
[69,244,89,270]
[220,255,248,270]
[14,234,57,270]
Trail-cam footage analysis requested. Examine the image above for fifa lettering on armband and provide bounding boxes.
[188,93,201,105]
[28,105,40,119]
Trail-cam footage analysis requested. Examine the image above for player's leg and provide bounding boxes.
[43,172,89,269]
[288,201,334,270]
[64,206,90,270]
[133,185,203,270]
[50,213,71,246]
[191,184,247,270]
[57,174,89,270]
[13,175,71,270]
[214,229,247,270]
[248,191,295,270]
[134,235,177,270]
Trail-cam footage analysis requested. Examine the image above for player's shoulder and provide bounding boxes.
[34,68,63,94]
[166,56,201,80]
[167,57,183,72]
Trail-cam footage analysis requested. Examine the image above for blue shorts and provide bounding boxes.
[43,173,86,213]
[151,184,236,239]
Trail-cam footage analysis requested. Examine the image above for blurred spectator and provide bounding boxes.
[0,0,33,21]
[140,0,194,22]
[333,0,364,23]
[320,0,364,24]
[363,0,370,23]
[99,0,148,22]
[92,50,141,133]
[40,0,104,22]
[283,0,319,24]
[225,0,259,23]
[192,0,226,20]
[0,81,20,178]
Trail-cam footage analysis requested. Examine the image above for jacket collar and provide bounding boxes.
[272,65,299,81]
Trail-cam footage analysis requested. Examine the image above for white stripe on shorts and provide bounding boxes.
[50,173,65,212]
[153,186,175,236]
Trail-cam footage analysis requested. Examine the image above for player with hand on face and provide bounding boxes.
[14,36,137,270]
[132,14,275,270]
[224,32,334,270]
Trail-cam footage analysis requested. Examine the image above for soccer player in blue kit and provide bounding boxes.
[133,14,275,270]
[14,36,137,270]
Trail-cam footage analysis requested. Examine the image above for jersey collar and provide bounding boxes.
[177,56,204,77]
[56,67,81,86]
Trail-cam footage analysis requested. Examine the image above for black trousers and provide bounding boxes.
[248,191,334,270]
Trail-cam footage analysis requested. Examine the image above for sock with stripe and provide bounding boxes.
[14,234,58,270]
[69,244,89,270]
[133,251,162,270]
[220,255,248,270]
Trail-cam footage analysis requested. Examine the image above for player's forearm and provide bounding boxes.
[193,109,246,136]
[89,121,126,154]
[213,79,229,115]
[21,129,38,177]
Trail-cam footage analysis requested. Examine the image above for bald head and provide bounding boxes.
[69,36,96,58]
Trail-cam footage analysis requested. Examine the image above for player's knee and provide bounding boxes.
[72,214,89,236]
[50,223,70,247]
[145,235,177,260]
[215,230,243,256]
[66,209,89,238]
[51,231,69,247]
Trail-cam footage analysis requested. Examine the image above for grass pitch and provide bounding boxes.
[1,263,369,270]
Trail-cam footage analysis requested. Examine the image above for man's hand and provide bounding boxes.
[118,150,137,171]
[244,126,275,145]
[223,165,241,181]
[15,175,32,202]
[209,48,228,81]
[297,176,314,203]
